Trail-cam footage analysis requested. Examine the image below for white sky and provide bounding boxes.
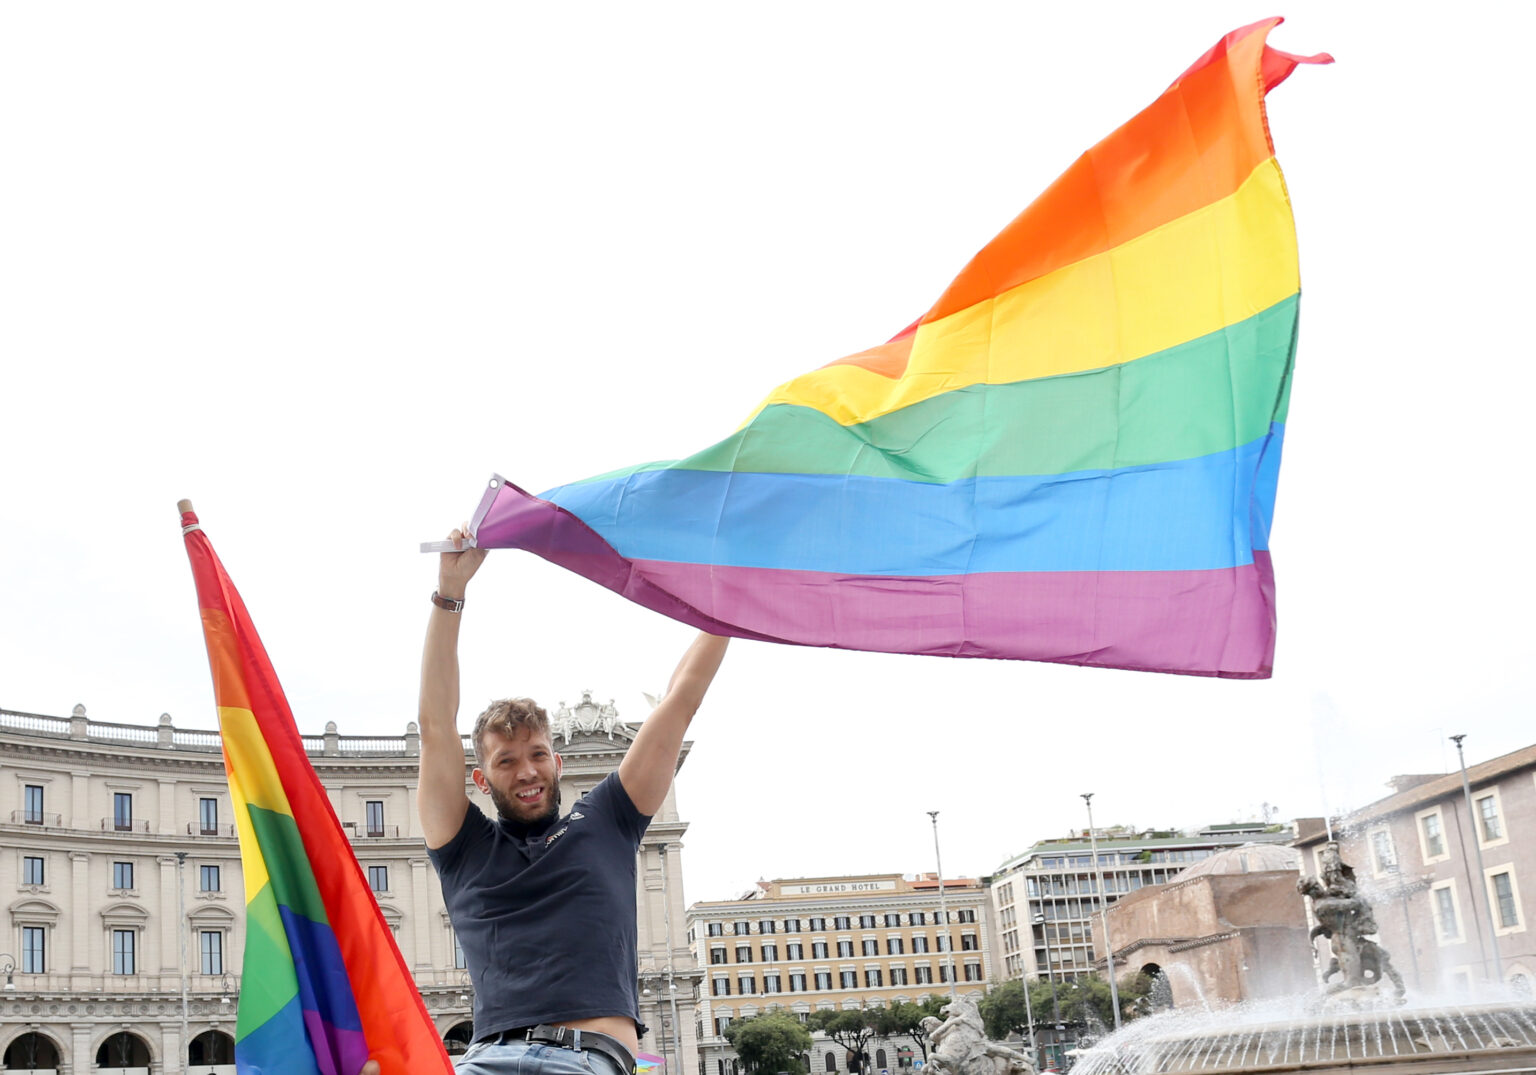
[3,3,1532,908]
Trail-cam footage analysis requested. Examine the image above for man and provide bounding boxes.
[417,528,729,1075]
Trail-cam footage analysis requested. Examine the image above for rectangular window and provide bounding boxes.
[368,865,389,892]
[1434,886,1459,940]
[961,934,979,951]
[890,966,908,985]
[862,939,878,956]
[22,926,45,973]
[1478,795,1503,841]
[908,912,926,926]
[200,797,219,835]
[865,968,883,987]
[859,914,876,928]
[736,945,752,963]
[710,947,727,965]
[1492,872,1519,928]
[734,920,750,936]
[1370,829,1396,872]
[839,970,857,989]
[113,861,134,890]
[762,942,778,961]
[813,941,828,959]
[785,918,802,933]
[1421,812,1445,859]
[764,973,781,993]
[787,942,803,960]
[759,919,777,934]
[366,800,385,837]
[715,1015,731,1036]
[939,964,954,983]
[834,916,851,929]
[912,936,929,953]
[963,962,982,982]
[809,917,826,931]
[789,972,806,992]
[708,922,724,936]
[884,913,901,927]
[887,938,903,955]
[815,970,832,990]
[712,977,730,996]
[914,965,932,985]
[937,935,951,952]
[453,931,467,969]
[24,784,44,824]
[112,929,136,975]
[22,856,44,886]
[200,865,221,892]
[114,792,133,831]
[201,930,224,974]
[958,909,977,923]
[738,976,756,995]
[837,940,853,957]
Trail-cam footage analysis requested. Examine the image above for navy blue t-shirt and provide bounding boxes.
[428,772,651,1038]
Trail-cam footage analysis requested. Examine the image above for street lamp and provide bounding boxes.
[1081,793,1121,1031]
[927,812,957,999]
[1032,914,1063,1071]
[1450,735,1505,981]
[1019,966,1038,1069]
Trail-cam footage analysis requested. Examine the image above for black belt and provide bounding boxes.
[476,1024,636,1074]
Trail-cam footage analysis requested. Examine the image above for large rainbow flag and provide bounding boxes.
[181,504,452,1075]
[462,19,1330,678]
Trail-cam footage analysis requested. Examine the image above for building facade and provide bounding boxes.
[1,695,701,1074]
[686,873,993,1075]
[1292,740,1536,996]
[987,823,1293,985]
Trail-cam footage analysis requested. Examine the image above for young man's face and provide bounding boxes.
[473,725,563,825]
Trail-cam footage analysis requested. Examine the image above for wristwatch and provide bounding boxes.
[431,591,464,613]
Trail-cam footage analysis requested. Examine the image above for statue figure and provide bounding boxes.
[923,996,1034,1075]
[1297,842,1406,1005]
[550,689,622,743]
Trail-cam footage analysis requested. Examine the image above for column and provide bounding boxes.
[70,851,91,985]
[160,856,183,974]
[411,859,433,971]
[72,1022,94,1075]
[159,777,177,836]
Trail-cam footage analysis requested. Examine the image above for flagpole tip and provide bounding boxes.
[177,499,194,514]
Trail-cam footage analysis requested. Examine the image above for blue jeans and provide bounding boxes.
[456,1038,631,1075]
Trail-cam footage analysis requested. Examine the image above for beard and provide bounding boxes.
[489,781,562,835]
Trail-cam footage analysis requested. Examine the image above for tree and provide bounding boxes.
[808,1009,878,1073]
[875,1001,934,1063]
[979,979,1059,1039]
[724,1012,813,1075]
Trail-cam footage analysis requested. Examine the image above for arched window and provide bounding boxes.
[826,1052,838,1072]
[876,1050,888,1070]
[4,1031,62,1070]
[190,1029,236,1065]
[444,1021,475,1055]
[96,1030,153,1068]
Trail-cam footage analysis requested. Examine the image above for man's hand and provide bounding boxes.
[438,524,487,599]
[359,1061,380,1075]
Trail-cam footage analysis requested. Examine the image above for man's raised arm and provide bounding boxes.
[417,528,486,849]
[618,631,730,816]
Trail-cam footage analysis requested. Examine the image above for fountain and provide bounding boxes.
[1067,843,1536,1073]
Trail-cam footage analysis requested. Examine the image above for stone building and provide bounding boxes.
[686,873,993,1075]
[1089,842,1314,1008]
[1292,740,1536,996]
[987,823,1293,984]
[1,695,700,1074]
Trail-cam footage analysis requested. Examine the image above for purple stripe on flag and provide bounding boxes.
[472,479,1274,677]
[299,1011,369,1075]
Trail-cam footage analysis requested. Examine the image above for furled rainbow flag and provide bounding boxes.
[181,504,452,1075]
[462,19,1330,678]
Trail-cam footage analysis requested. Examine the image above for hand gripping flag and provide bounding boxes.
[181,503,453,1075]
[461,19,1331,678]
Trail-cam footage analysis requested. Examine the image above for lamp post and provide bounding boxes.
[1019,967,1038,1069]
[927,812,957,999]
[1450,735,1505,981]
[1081,794,1121,1031]
[658,841,683,1075]
[177,850,190,1065]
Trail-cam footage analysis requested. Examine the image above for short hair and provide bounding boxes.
[471,697,551,767]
